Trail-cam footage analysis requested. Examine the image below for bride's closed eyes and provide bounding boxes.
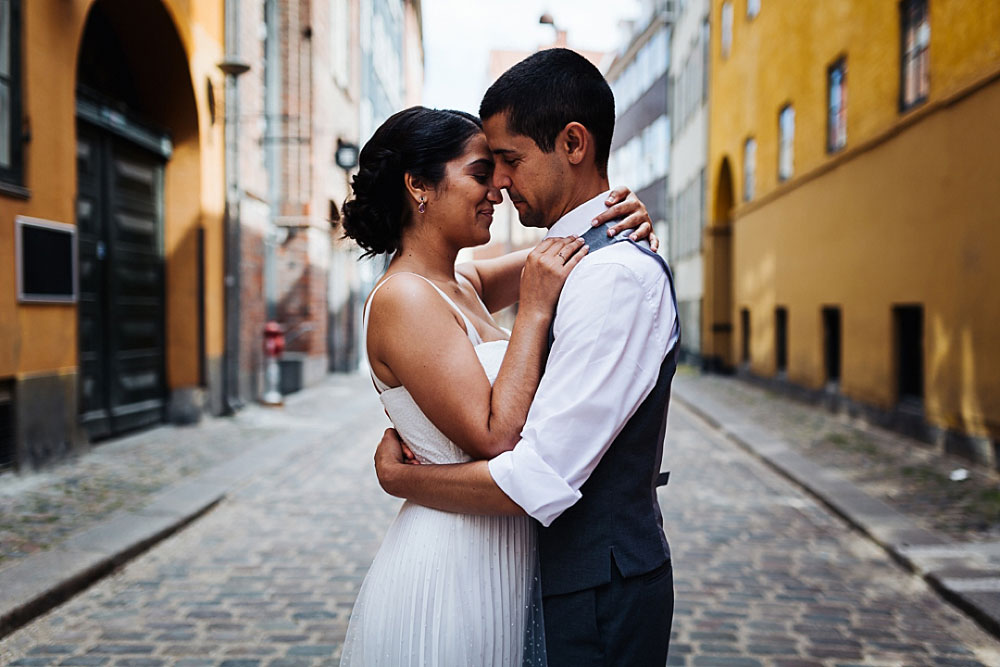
[466,157,495,184]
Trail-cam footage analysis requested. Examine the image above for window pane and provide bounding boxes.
[779,106,794,180]
[0,81,10,167]
[828,63,846,150]
[0,0,9,77]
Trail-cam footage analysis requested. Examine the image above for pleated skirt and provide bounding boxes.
[339,501,546,666]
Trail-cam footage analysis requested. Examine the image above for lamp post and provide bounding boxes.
[218,11,251,414]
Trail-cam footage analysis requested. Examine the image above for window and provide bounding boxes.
[743,137,756,202]
[747,0,760,19]
[827,58,847,153]
[0,0,24,189]
[778,104,795,182]
[331,0,350,89]
[669,169,705,263]
[900,0,930,110]
[894,305,923,402]
[775,307,788,374]
[822,307,841,385]
[721,2,733,58]
[701,19,710,101]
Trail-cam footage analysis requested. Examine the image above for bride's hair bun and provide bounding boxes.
[342,107,483,257]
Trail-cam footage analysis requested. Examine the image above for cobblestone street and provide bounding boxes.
[2,374,999,665]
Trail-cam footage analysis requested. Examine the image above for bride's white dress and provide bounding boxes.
[340,274,546,667]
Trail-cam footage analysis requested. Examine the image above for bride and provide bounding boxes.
[338,106,655,666]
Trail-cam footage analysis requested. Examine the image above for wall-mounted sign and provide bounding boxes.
[15,216,78,304]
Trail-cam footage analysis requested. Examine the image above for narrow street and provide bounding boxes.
[1,376,999,666]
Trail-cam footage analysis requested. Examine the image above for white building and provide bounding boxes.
[606,4,673,244]
[667,0,709,363]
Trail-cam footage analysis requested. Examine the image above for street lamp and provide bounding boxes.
[335,138,359,171]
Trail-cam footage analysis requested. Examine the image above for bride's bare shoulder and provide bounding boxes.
[367,272,452,330]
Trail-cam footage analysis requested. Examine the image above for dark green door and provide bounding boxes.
[77,121,167,440]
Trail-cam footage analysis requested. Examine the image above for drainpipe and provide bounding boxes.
[219,0,251,414]
[264,0,280,321]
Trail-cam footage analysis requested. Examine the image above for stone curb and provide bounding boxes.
[0,378,367,641]
[673,378,1000,640]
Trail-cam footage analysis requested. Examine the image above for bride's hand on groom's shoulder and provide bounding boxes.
[519,237,590,316]
[592,186,660,252]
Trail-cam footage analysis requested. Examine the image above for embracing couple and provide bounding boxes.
[339,49,680,666]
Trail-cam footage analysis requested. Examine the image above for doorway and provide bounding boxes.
[77,114,168,440]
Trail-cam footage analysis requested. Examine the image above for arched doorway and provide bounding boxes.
[75,0,201,440]
[704,157,735,371]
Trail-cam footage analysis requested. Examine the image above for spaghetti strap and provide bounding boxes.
[362,272,484,393]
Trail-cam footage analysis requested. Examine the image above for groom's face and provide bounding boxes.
[483,112,567,229]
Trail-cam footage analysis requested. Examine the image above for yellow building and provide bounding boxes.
[0,0,226,468]
[705,0,1000,463]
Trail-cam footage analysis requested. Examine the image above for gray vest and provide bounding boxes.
[537,223,678,597]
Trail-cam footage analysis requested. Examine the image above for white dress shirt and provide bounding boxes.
[488,191,679,527]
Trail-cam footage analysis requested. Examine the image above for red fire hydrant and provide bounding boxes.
[263,321,285,406]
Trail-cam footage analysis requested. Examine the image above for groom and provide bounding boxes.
[374,48,679,665]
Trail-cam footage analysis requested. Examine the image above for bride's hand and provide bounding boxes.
[592,186,660,252]
[518,236,589,316]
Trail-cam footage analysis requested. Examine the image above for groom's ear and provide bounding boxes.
[404,172,431,205]
[560,122,590,167]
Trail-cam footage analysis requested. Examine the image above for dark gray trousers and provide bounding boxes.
[542,560,674,666]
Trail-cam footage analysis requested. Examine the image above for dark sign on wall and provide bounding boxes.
[16,216,78,303]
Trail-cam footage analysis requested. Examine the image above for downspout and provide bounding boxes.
[220,0,250,413]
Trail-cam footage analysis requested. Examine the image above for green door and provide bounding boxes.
[77,120,167,440]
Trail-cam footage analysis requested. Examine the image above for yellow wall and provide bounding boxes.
[0,0,225,389]
[707,0,1000,440]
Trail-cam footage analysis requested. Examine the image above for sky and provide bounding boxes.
[421,0,643,114]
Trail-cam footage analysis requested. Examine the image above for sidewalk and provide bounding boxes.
[0,373,378,639]
[674,368,1000,638]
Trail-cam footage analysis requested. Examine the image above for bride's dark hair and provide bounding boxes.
[342,106,483,257]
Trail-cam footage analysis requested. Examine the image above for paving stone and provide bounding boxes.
[85,646,155,656]
[27,646,76,655]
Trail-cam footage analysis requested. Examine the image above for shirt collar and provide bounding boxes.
[544,190,612,239]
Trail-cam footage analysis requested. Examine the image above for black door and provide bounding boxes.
[77,121,167,440]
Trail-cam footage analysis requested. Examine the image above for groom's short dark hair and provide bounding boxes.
[480,48,615,177]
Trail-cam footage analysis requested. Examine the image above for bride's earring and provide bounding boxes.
[418,197,426,214]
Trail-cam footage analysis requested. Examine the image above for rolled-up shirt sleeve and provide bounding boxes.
[488,257,676,527]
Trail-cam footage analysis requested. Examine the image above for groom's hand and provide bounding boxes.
[374,428,409,496]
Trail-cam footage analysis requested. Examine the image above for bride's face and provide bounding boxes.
[429,133,502,249]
